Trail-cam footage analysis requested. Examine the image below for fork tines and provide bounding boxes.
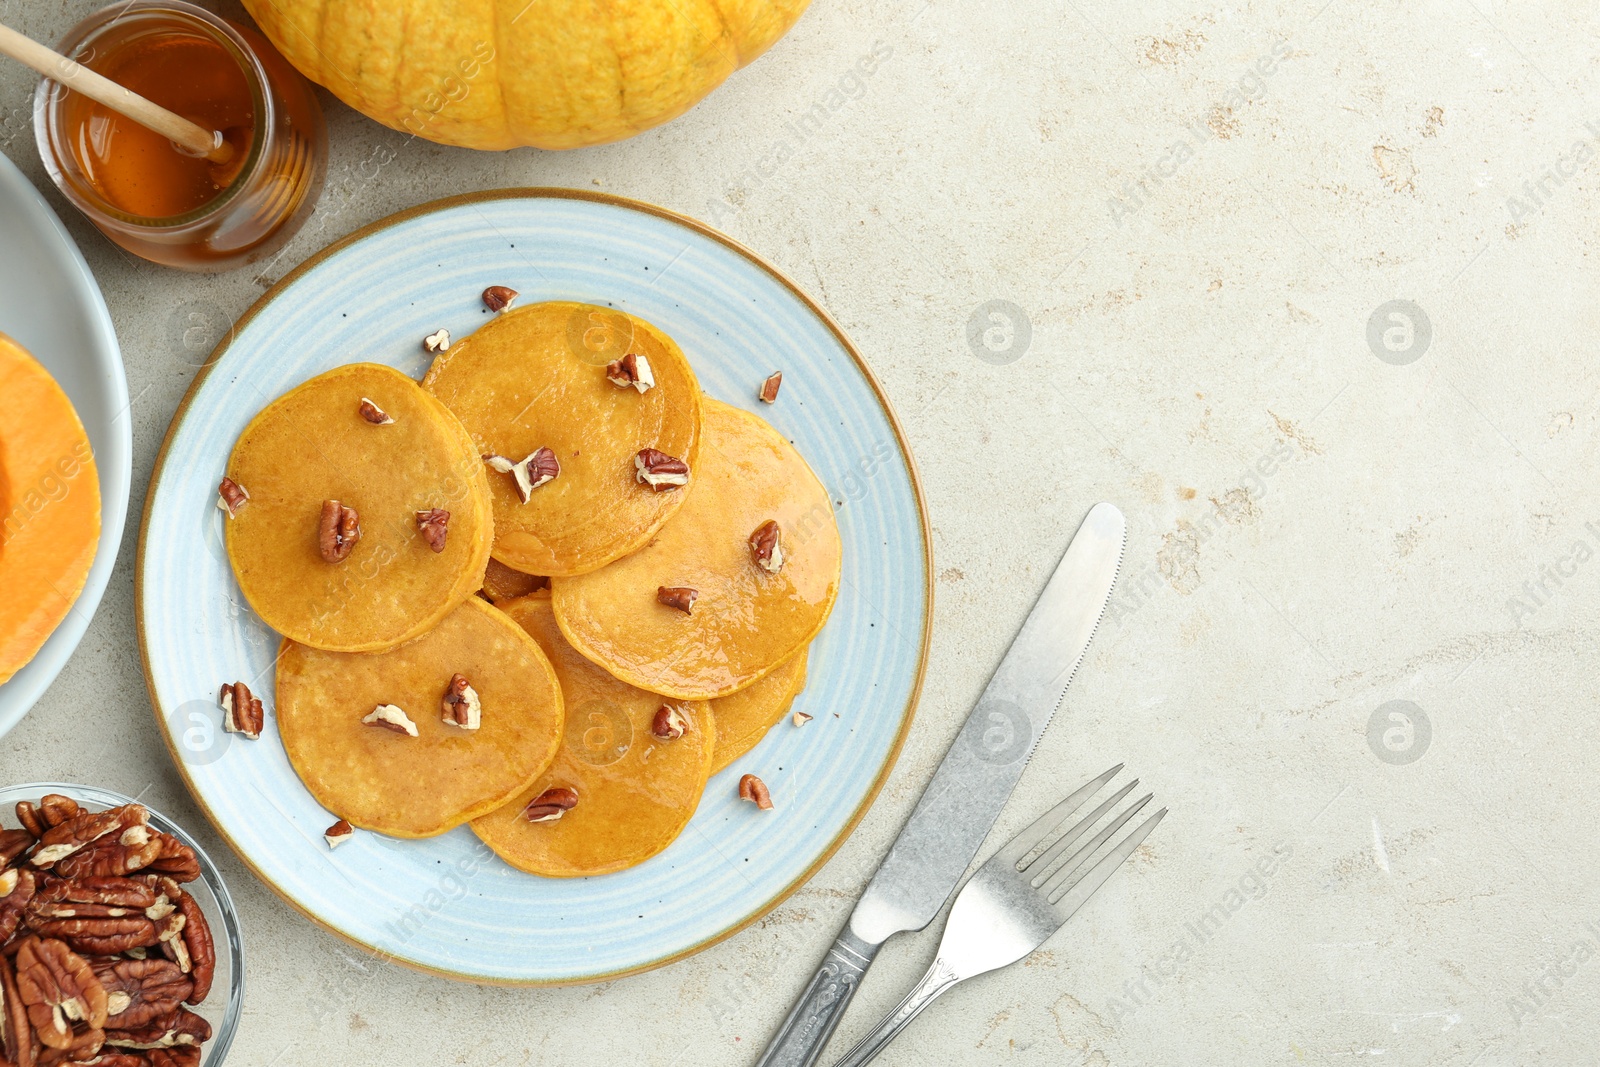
[999,765,1165,914]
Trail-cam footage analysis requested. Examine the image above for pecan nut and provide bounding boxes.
[422,328,451,353]
[0,952,31,1067]
[440,674,481,731]
[361,705,418,737]
[140,836,200,885]
[324,820,354,850]
[651,705,687,741]
[218,681,263,741]
[792,711,813,727]
[104,1006,210,1049]
[484,448,559,504]
[415,509,450,553]
[53,825,162,881]
[656,586,698,614]
[758,370,783,404]
[164,892,212,1007]
[738,774,774,810]
[0,828,35,869]
[605,352,654,393]
[357,397,394,425]
[482,286,518,312]
[92,959,191,1030]
[214,477,248,519]
[14,802,46,840]
[634,448,689,491]
[38,798,80,830]
[522,787,578,824]
[14,937,108,1051]
[748,519,784,573]
[0,868,37,942]
[32,807,146,871]
[317,500,361,563]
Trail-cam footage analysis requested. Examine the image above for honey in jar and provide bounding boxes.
[34,1,327,272]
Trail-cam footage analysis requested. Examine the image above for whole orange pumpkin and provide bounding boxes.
[241,0,811,151]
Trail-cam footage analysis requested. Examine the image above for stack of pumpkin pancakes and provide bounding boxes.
[220,300,840,876]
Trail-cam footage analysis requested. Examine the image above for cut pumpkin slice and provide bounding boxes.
[473,593,714,877]
[224,363,493,652]
[0,332,100,685]
[551,398,840,699]
[421,301,702,577]
[276,597,564,838]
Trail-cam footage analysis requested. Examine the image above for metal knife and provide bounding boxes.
[754,502,1125,1067]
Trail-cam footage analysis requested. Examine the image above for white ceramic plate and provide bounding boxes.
[0,152,130,735]
[138,190,931,984]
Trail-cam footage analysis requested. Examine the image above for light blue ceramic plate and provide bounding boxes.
[0,152,130,736]
[137,190,931,984]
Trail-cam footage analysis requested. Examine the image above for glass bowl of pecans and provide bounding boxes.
[0,783,242,1066]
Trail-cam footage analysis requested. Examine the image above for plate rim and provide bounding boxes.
[134,187,934,986]
[0,151,131,736]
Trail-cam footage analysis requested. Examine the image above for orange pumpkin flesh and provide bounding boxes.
[240,0,813,151]
[0,333,101,685]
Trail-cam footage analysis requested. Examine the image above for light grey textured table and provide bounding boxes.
[3,1,1595,1063]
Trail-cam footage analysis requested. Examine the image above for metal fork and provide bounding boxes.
[830,766,1164,1067]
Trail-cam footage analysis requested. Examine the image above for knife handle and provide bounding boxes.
[753,925,882,1067]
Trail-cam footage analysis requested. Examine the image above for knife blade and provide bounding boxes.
[755,502,1125,1067]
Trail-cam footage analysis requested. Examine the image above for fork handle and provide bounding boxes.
[754,927,882,1067]
[830,957,964,1067]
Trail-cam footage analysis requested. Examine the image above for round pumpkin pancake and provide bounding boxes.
[551,398,841,699]
[277,597,563,838]
[473,593,715,877]
[420,301,702,577]
[0,333,101,685]
[709,648,809,775]
[480,558,547,603]
[225,362,493,652]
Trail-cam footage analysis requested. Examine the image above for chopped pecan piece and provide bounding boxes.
[604,352,654,393]
[14,937,108,1051]
[91,959,190,1030]
[522,788,578,824]
[758,371,783,404]
[792,710,813,727]
[357,397,394,425]
[422,328,450,353]
[214,477,248,519]
[415,509,450,553]
[651,705,687,741]
[361,705,418,737]
[656,586,698,614]
[217,681,263,741]
[484,448,559,504]
[317,500,361,563]
[634,448,689,491]
[748,519,784,573]
[738,774,774,810]
[0,868,36,942]
[324,821,353,850]
[440,674,481,730]
[0,828,35,869]
[482,286,518,312]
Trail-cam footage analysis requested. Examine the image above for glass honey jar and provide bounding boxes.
[33,1,327,272]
